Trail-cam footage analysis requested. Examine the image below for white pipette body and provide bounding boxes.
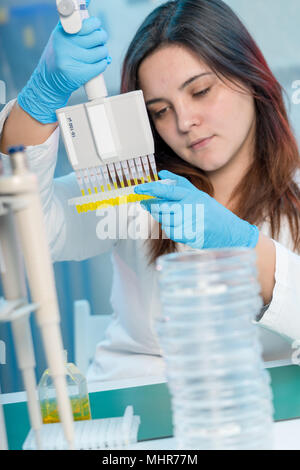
[2,148,75,450]
[56,0,108,101]
[0,207,43,449]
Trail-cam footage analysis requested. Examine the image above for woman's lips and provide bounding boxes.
[190,136,214,150]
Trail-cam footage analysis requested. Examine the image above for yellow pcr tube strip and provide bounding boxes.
[72,187,155,214]
[69,179,176,214]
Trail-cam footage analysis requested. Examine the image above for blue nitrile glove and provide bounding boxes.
[18,4,110,123]
[134,170,259,250]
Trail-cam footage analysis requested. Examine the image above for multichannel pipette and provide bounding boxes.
[56,0,160,214]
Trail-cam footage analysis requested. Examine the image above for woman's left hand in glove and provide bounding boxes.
[134,170,259,250]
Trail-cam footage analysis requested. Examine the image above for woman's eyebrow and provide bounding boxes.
[145,72,213,106]
[179,72,213,90]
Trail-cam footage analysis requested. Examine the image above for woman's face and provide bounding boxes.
[138,44,256,176]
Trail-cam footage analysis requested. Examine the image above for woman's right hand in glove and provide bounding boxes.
[17,15,110,124]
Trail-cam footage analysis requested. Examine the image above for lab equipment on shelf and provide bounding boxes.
[56,0,159,212]
[156,248,274,450]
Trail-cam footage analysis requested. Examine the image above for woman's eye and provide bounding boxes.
[193,87,211,97]
[153,107,170,119]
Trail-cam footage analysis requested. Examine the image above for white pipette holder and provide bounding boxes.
[23,405,141,450]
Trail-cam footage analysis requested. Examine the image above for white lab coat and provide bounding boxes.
[1,99,300,383]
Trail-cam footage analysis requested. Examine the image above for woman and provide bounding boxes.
[1,0,300,382]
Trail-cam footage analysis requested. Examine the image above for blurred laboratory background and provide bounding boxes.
[0,0,300,393]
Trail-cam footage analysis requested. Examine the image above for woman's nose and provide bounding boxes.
[176,105,202,133]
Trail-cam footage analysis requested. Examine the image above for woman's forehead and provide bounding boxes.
[140,44,211,73]
[138,44,251,100]
[138,44,213,92]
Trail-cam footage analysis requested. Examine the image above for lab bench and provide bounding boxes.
[2,362,300,450]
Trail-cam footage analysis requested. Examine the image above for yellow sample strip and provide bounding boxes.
[75,193,154,214]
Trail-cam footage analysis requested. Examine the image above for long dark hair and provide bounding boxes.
[122,0,300,264]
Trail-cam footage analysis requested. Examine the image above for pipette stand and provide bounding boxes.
[0,148,75,450]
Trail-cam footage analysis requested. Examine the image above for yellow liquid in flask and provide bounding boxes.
[38,351,92,424]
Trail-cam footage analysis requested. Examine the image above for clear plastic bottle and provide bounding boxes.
[156,248,274,450]
[38,351,91,424]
